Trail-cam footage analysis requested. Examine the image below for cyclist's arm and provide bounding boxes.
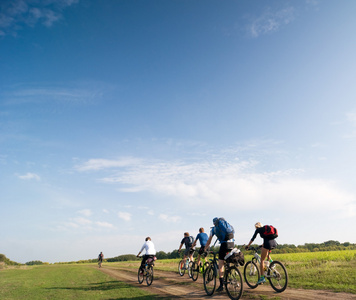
[178,243,183,252]
[204,234,213,251]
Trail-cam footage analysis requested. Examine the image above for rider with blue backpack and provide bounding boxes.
[204,217,235,292]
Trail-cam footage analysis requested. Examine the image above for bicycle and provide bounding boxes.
[243,246,288,293]
[138,256,156,286]
[98,260,102,268]
[189,250,209,281]
[203,249,244,300]
[178,249,195,277]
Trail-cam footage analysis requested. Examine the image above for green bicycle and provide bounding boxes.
[189,250,209,281]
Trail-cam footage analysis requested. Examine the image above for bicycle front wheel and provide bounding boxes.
[267,261,288,292]
[146,266,154,286]
[243,261,259,289]
[138,267,144,284]
[203,263,216,296]
[225,266,243,300]
[188,261,194,278]
[178,260,185,276]
[190,261,199,281]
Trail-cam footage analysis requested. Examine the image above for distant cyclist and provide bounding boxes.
[205,217,235,292]
[137,237,156,274]
[98,252,104,268]
[191,227,209,267]
[245,222,278,284]
[178,232,195,269]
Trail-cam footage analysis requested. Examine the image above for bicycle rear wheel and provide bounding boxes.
[190,261,199,281]
[267,261,288,292]
[203,263,216,296]
[243,261,259,289]
[138,267,144,284]
[178,259,185,276]
[146,266,154,286]
[225,266,243,300]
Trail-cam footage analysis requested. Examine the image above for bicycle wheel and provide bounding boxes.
[188,261,194,278]
[203,263,216,296]
[243,261,259,289]
[138,267,144,284]
[267,261,288,292]
[146,266,154,286]
[190,261,199,281]
[225,266,243,300]
[178,259,185,276]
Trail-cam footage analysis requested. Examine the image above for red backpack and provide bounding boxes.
[263,225,278,239]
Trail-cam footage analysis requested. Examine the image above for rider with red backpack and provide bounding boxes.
[245,222,278,284]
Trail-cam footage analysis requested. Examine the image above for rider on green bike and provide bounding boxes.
[191,227,209,267]
[205,217,235,292]
[137,237,156,274]
[245,222,277,284]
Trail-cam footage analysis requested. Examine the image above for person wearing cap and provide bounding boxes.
[137,237,156,274]
[204,217,234,292]
[245,222,277,284]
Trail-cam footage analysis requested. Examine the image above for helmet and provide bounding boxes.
[213,217,219,225]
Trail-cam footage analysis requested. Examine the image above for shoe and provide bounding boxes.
[257,276,266,284]
[216,285,224,292]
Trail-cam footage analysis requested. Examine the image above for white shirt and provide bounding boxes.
[140,240,156,255]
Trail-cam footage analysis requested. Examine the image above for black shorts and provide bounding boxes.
[219,242,229,260]
[263,239,277,250]
[198,246,208,256]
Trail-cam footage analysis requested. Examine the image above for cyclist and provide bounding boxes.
[178,232,195,269]
[191,227,209,267]
[137,237,156,274]
[204,217,235,292]
[98,252,104,267]
[245,222,277,284]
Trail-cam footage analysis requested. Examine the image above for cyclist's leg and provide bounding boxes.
[217,243,228,291]
[140,255,148,272]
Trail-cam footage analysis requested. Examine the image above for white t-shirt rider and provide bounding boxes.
[140,240,156,255]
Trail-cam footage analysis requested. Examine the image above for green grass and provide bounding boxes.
[0,264,157,299]
[1,250,355,299]
[243,250,356,294]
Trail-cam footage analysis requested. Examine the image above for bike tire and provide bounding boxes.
[146,265,154,286]
[138,267,144,284]
[243,261,259,289]
[190,261,199,281]
[203,263,216,296]
[178,259,185,276]
[267,260,288,293]
[188,261,194,278]
[225,266,243,300]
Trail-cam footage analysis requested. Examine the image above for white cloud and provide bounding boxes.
[0,0,78,36]
[76,157,141,171]
[78,209,92,217]
[17,172,41,181]
[73,217,92,226]
[118,211,132,222]
[247,6,295,38]
[79,155,356,219]
[95,221,114,228]
[159,214,181,223]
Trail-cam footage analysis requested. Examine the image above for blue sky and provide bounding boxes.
[1,0,356,263]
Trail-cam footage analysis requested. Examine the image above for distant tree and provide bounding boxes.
[26,260,43,265]
[156,251,168,260]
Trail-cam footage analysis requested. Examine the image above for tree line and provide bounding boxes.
[1,240,355,265]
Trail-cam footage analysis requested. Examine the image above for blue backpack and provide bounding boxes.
[214,218,235,241]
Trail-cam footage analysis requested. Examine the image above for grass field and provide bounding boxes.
[0,263,157,299]
[1,250,355,299]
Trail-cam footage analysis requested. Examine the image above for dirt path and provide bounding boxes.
[99,266,356,300]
